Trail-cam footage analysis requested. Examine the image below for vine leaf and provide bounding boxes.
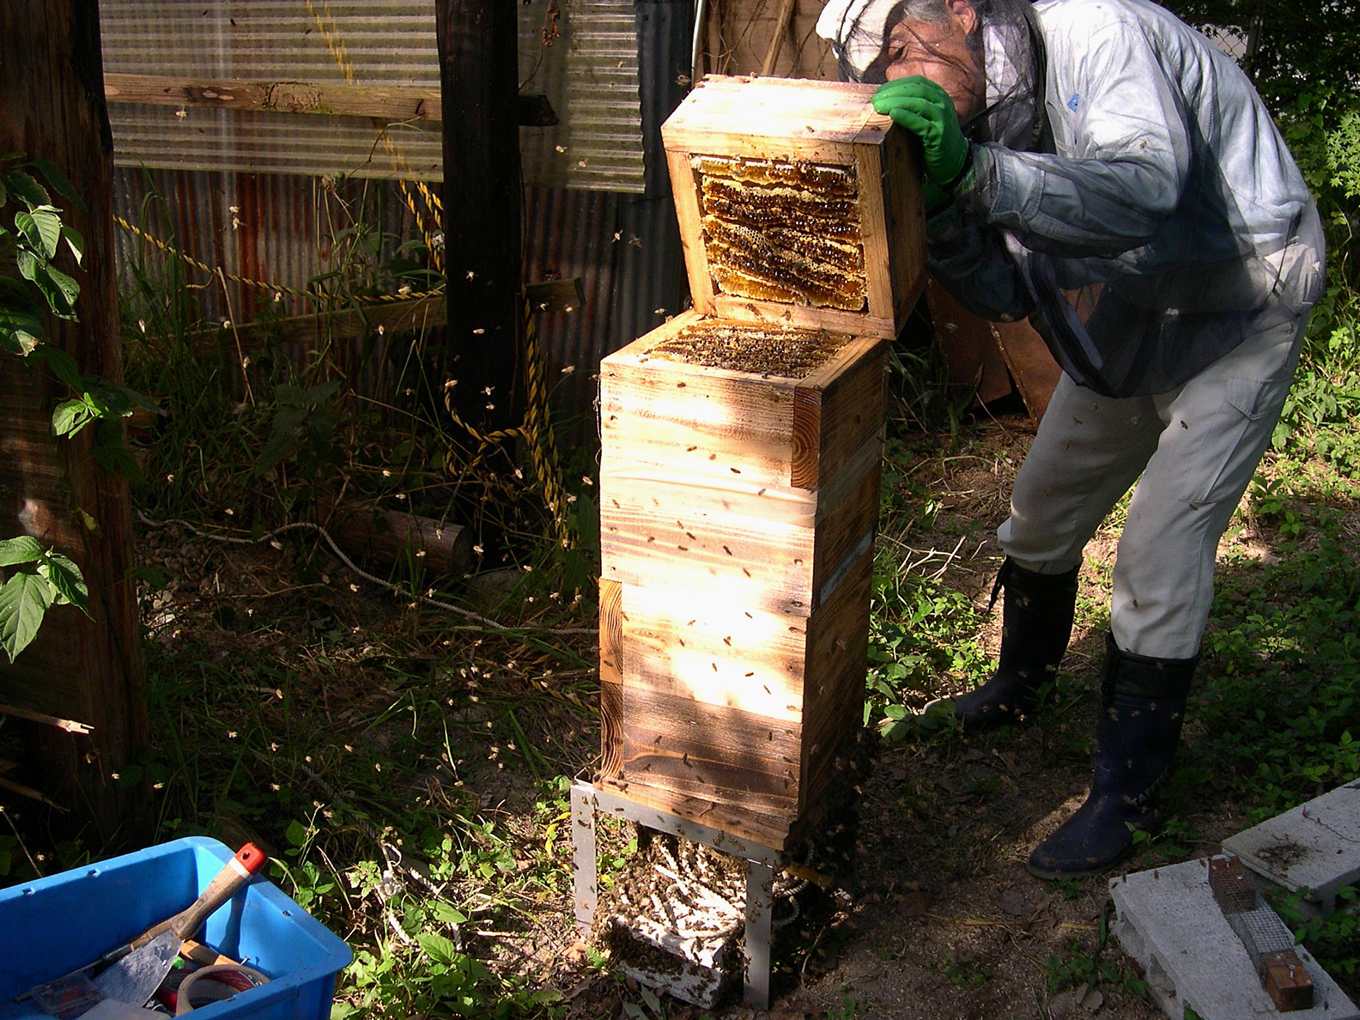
[51,398,95,438]
[0,536,44,567]
[0,570,56,662]
[15,207,61,259]
[38,552,89,615]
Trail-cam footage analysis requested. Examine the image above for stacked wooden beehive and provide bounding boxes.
[596,75,926,850]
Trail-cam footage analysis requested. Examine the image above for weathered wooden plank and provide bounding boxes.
[597,777,793,850]
[855,146,896,326]
[810,439,882,609]
[927,279,1014,404]
[796,337,886,491]
[709,295,897,339]
[884,127,929,328]
[994,319,1062,420]
[667,149,715,313]
[104,72,558,129]
[104,73,443,122]
[618,583,809,723]
[599,358,798,489]
[662,76,886,149]
[800,549,874,811]
[599,473,817,615]
[599,579,625,782]
[618,685,802,821]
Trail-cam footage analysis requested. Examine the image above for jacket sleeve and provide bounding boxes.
[925,199,1035,322]
[960,20,1192,258]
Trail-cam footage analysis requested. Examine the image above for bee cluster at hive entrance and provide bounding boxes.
[649,319,847,378]
[693,156,867,312]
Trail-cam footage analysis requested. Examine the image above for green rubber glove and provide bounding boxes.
[872,76,970,209]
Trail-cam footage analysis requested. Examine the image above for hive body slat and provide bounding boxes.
[599,310,886,848]
[596,73,925,849]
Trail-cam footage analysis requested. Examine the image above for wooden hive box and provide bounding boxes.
[662,74,926,340]
[597,311,887,849]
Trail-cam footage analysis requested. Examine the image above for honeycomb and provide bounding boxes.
[649,319,845,378]
[694,156,867,312]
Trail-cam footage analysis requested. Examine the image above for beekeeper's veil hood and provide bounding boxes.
[816,0,1049,151]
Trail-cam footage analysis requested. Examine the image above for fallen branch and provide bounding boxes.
[0,703,93,735]
[135,511,596,637]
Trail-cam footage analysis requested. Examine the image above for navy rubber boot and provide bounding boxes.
[1027,633,1197,879]
[949,559,1080,730]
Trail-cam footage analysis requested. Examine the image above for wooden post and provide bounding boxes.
[435,0,524,433]
[0,0,148,830]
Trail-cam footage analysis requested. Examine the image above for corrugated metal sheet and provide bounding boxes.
[528,1,693,441]
[100,0,645,193]
[105,1,692,442]
[113,167,419,322]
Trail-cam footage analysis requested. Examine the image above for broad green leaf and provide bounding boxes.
[285,820,307,847]
[30,207,62,258]
[15,207,60,258]
[0,537,44,567]
[37,552,88,614]
[62,225,84,266]
[415,932,458,967]
[0,571,55,662]
[28,158,80,206]
[0,177,8,208]
[40,262,79,315]
[3,170,49,209]
[52,399,94,437]
[15,247,40,283]
[430,901,468,926]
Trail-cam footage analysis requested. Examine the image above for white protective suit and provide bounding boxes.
[819,0,1326,657]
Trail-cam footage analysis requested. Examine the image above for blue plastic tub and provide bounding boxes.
[0,836,351,1020]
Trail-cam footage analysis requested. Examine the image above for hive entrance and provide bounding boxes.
[694,156,867,312]
[650,319,846,378]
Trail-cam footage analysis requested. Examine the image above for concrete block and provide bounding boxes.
[1223,780,1360,914]
[1110,857,1359,1020]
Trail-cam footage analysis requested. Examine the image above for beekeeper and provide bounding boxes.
[817,0,1325,878]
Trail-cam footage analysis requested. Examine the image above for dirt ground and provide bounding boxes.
[560,417,1353,1020]
[577,423,1167,1020]
[105,417,1356,1020]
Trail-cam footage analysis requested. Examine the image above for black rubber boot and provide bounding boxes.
[1027,633,1197,879]
[949,559,1079,730]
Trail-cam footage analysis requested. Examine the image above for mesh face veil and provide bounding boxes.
[816,0,1048,151]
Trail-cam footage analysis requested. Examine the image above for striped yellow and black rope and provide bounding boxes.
[303,0,446,272]
[115,215,443,306]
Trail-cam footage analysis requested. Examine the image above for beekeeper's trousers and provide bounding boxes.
[997,299,1316,660]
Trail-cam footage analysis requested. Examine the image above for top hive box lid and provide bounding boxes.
[662,75,895,155]
[662,76,926,339]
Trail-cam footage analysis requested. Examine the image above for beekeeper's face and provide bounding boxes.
[884,0,984,121]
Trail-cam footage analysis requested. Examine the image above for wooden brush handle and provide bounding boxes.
[135,844,266,947]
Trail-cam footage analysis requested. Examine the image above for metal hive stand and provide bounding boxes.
[570,780,779,1009]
